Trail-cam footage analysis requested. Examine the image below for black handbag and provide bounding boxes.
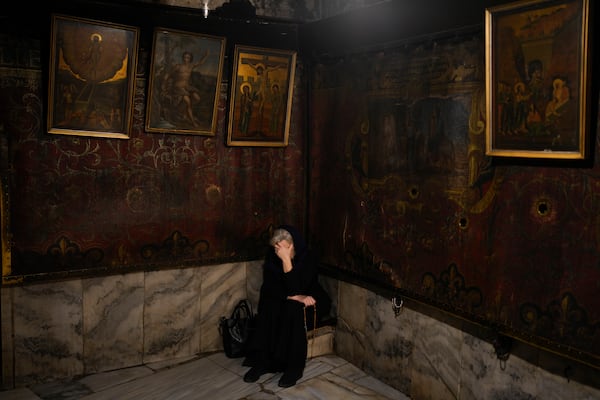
[219,299,255,358]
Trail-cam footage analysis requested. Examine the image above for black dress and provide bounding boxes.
[243,225,331,381]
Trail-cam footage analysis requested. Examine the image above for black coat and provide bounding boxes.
[244,225,331,376]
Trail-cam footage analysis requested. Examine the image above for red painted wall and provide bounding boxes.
[308,30,600,368]
[1,29,307,278]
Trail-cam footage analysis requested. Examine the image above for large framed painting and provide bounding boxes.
[485,0,591,159]
[227,45,296,147]
[145,28,226,135]
[47,14,140,139]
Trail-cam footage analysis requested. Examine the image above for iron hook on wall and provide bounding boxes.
[492,333,512,369]
[391,295,403,318]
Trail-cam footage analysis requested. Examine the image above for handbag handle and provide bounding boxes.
[231,299,253,319]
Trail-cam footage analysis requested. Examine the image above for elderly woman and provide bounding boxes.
[242,224,331,388]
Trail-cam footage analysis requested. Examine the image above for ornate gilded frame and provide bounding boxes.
[227,45,296,147]
[47,14,139,139]
[485,0,591,159]
[145,28,226,136]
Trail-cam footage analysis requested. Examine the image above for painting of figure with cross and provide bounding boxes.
[227,45,297,147]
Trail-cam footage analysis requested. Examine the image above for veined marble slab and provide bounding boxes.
[1,353,408,400]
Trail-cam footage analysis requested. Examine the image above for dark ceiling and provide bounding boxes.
[299,0,518,56]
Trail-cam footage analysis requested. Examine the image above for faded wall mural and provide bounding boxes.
[0,32,306,280]
[308,31,600,369]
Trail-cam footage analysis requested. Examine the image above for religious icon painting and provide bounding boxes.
[485,0,591,159]
[146,28,226,135]
[47,14,140,139]
[227,45,297,147]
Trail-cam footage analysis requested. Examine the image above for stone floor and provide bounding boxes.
[0,352,409,400]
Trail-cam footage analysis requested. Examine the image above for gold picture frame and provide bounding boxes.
[227,45,296,147]
[145,28,226,135]
[47,14,140,139]
[485,0,591,159]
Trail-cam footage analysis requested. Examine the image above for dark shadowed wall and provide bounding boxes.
[1,0,599,382]
[0,1,307,280]
[305,2,600,370]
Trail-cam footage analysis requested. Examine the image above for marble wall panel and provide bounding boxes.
[529,364,600,400]
[12,280,84,385]
[458,331,600,400]
[82,273,144,374]
[5,265,599,398]
[199,262,247,353]
[531,351,600,400]
[334,281,600,400]
[319,275,338,320]
[361,291,413,394]
[143,268,203,364]
[408,309,464,399]
[454,329,534,400]
[335,281,368,366]
[245,260,263,311]
[1,287,15,387]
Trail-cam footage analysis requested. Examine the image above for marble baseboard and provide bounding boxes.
[0,352,409,400]
[334,281,600,400]
[1,262,253,388]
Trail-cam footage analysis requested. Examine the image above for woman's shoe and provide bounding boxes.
[278,371,301,388]
[243,367,266,383]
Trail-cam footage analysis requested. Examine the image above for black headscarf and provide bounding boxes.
[278,224,307,256]
[264,224,309,272]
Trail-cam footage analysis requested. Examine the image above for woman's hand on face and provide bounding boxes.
[274,241,293,262]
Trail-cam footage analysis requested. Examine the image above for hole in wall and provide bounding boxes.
[537,199,550,216]
[408,186,419,199]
